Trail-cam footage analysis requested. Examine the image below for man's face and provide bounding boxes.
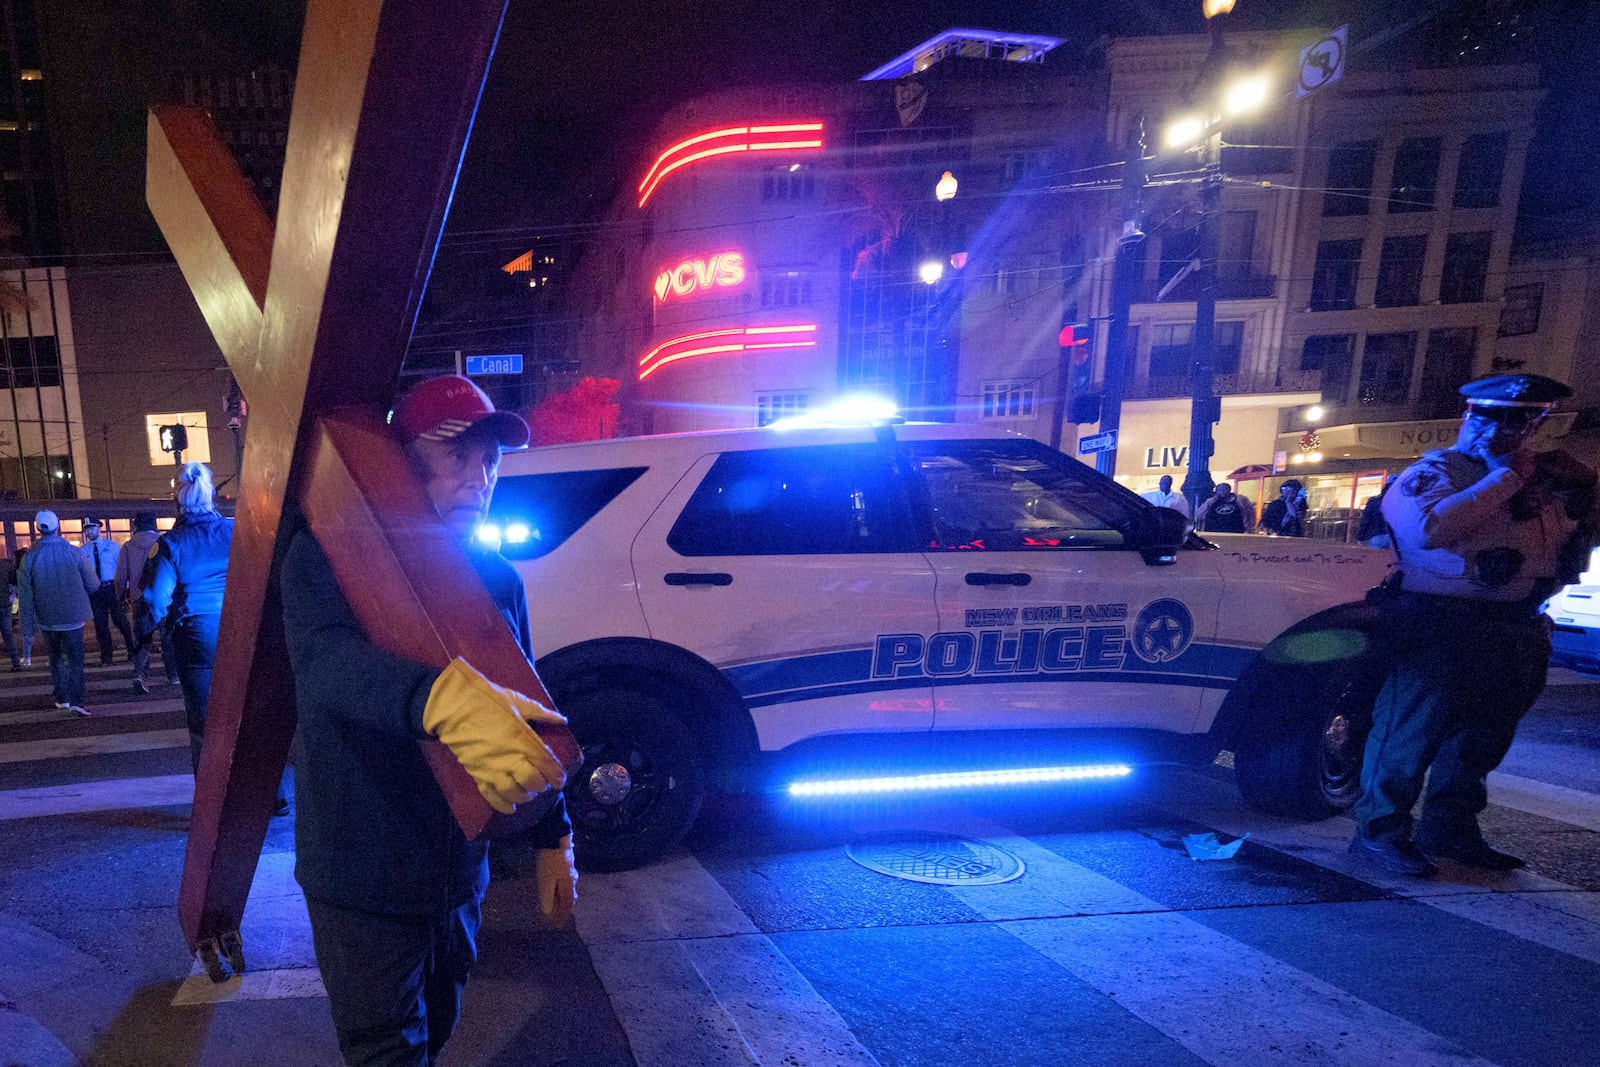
[408,428,502,543]
[85,526,100,541]
[1216,483,1233,499]
[1457,408,1540,461]
[1159,476,1173,493]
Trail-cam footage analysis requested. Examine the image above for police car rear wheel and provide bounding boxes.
[559,680,706,872]
[1235,676,1370,819]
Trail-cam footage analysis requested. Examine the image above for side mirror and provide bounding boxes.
[1131,505,1189,565]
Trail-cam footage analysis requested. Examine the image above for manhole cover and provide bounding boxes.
[846,833,1025,886]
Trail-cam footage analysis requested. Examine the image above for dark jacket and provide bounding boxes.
[1196,493,1250,533]
[1261,498,1304,537]
[18,531,96,633]
[281,526,568,915]
[143,511,234,627]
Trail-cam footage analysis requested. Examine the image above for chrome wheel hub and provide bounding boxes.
[587,761,634,806]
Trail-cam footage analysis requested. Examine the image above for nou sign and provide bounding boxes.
[654,251,746,302]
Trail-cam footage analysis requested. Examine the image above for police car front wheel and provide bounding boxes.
[1234,676,1371,820]
[558,679,706,872]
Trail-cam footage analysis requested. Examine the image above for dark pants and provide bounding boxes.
[304,895,482,1067]
[132,602,180,684]
[89,583,133,664]
[0,606,18,667]
[174,613,221,772]
[1355,595,1550,843]
[44,627,85,707]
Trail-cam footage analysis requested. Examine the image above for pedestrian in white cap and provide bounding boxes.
[17,509,97,716]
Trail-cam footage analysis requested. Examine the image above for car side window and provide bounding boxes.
[668,445,914,556]
[490,467,647,560]
[907,440,1140,551]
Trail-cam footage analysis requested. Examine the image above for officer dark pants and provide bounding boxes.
[1355,593,1549,844]
[89,582,133,665]
[304,894,481,1067]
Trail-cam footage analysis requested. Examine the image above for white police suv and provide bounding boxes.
[487,418,1392,869]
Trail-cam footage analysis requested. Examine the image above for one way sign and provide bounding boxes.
[1297,26,1346,99]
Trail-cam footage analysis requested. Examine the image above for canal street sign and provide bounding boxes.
[1077,429,1118,455]
[465,353,523,376]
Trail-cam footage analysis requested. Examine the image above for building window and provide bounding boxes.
[1358,332,1416,406]
[144,412,212,466]
[755,392,809,427]
[761,164,815,202]
[1389,138,1441,214]
[1148,324,1192,378]
[1002,149,1047,184]
[1301,334,1356,403]
[1439,231,1492,304]
[0,335,61,388]
[1499,282,1543,336]
[980,381,1036,420]
[1419,327,1477,418]
[1214,320,1244,375]
[1309,239,1362,311]
[760,272,813,308]
[1323,140,1376,216]
[1374,234,1427,308]
[1454,132,1508,209]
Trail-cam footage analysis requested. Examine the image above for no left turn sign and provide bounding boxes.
[1298,26,1347,99]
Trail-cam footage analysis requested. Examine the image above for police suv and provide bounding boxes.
[488,419,1392,870]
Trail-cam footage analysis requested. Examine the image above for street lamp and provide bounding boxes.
[935,170,958,202]
[1160,20,1271,515]
[919,260,944,285]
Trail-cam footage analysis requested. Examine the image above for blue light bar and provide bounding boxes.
[861,29,1063,81]
[786,763,1132,798]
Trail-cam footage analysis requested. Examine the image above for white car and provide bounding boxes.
[1547,546,1600,675]
[487,419,1392,869]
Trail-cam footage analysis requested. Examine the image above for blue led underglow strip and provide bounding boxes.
[786,764,1133,798]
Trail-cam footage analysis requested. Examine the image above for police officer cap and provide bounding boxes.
[1459,373,1572,411]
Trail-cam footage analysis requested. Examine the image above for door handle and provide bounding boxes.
[965,572,1031,587]
[664,572,733,587]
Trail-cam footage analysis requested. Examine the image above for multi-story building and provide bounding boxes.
[563,26,1591,540]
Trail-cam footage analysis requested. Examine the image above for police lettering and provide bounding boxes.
[873,627,1128,678]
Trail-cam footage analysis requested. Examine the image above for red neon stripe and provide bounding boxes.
[742,340,818,351]
[749,122,824,134]
[639,343,747,380]
[745,324,817,335]
[638,326,744,367]
[638,120,825,207]
[639,143,753,206]
[637,125,750,193]
[746,140,825,152]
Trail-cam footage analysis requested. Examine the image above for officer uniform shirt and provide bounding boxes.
[1383,447,1585,602]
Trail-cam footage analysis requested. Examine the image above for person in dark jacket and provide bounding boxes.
[1357,475,1398,548]
[18,510,96,715]
[0,551,20,670]
[118,510,179,693]
[143,462,235,773]
[280,375,575,1066]
[1195,482,1252,533]
[1261,479,1306,537]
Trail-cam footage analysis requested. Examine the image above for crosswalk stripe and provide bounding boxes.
[2,677,181,700]
[1485,770,1600,832]
[576,853,880,1067]
[1146,766,1600,967]
[0,773,193,820]
[932,814,1493,1067]
[0,697,184,726]
[0,727,188,764]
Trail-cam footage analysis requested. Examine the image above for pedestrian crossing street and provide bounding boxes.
[3,662,1600,1066]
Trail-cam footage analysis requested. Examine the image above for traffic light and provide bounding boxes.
[159,424,188,453]
[1060,322,1099,423]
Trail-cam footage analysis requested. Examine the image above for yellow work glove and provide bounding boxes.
[423,658,567,815]
[536,834,578,926]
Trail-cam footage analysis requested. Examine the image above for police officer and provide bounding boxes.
[1349,374,1600,877]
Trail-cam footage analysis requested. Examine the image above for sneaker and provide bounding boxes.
[67,705,90,718]
[1348,835,1437,878]
[22,657,31,667]
[8,661,19,672]
[273,796,290,817]
[53,701,69,711]
[132,677,150,695]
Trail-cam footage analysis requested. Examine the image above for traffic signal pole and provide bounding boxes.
[1096,118,1147,478]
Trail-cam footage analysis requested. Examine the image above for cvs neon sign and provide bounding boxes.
[654,251,746,303]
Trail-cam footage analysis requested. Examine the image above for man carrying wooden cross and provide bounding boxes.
[280,374,577,1064]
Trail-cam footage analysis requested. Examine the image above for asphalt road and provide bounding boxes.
[1,660,1597,1066]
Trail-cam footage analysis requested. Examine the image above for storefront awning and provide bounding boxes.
[1275,412,1579,465]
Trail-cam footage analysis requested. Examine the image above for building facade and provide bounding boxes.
[563,29,1591,540]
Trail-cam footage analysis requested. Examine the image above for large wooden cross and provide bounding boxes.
[146,0,579,978]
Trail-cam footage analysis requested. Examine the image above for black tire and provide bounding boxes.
[1234,672,1372,820]
[558,678,705,872]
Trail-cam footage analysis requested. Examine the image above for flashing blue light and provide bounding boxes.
[769,394,901,431]
[474,522,502,550]
[503,522,534,545]
[786,763,1133,799]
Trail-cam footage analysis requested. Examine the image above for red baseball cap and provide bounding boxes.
[391,375,530,449]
